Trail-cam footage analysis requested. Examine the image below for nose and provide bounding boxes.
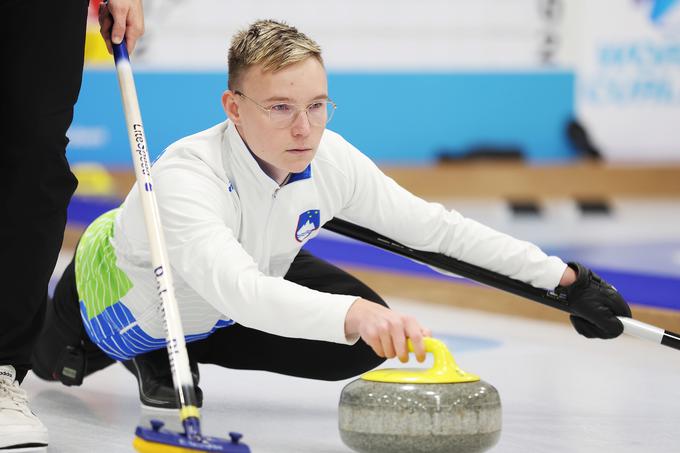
[290,109,311,136]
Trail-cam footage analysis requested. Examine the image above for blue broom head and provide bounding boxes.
[134,419,251,452]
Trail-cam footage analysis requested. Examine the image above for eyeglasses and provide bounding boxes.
[234,90,336,128]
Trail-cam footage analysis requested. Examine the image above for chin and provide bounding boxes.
[289,161,312,173]
[286,152,315,173]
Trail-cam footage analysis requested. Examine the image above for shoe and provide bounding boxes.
[122,348,203,410]
[0,365,48,449]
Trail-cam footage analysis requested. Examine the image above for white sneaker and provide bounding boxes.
[0,365,48,449]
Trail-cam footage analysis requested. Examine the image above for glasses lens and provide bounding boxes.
[306,101,336,127]
[268,101,336,128]
[325,101,336,125]
[269,104,296,128]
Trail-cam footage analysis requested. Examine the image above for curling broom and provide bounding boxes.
[323,217,680,351]
[112,41,250,453]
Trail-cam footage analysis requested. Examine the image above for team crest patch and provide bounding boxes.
[295,210,320,242]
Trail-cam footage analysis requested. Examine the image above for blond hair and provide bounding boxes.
[228,19,323,90]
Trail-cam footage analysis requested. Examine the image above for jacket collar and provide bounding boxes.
[223,120,311,192]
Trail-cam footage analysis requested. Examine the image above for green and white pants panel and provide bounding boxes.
[75,209,233,361]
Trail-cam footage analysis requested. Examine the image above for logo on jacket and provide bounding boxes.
[295,210,320,242]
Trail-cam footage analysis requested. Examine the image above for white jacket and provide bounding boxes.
[111,120,567,345]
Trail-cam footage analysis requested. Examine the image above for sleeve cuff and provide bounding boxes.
[321,295,361,345]
[545,258,569,290]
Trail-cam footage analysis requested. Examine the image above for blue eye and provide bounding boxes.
[271,104,291,112]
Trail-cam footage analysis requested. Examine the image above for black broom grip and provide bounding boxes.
[323,217,571,313]
[323,217,680,351]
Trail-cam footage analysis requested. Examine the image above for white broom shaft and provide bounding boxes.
[114,49,196,409]
[620,317,664,343]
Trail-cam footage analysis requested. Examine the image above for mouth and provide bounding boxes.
[286,148,313,153]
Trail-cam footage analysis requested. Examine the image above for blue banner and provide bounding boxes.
[68,70,575,165]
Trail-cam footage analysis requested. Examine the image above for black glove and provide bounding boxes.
[556,262,632,339]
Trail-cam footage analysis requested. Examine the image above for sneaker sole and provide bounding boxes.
[0,430,48,449]
[0,448,47,453]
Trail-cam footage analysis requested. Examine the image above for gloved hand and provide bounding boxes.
[556,262,632,339]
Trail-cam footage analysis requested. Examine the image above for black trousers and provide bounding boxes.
[32,249,387,382]
[0,0,88,382]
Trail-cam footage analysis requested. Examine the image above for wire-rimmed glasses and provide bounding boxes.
[235,90,336,128]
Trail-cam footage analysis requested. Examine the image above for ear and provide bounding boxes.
[222,90,241,125]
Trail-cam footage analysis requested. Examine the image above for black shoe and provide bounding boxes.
[122,348,202,410]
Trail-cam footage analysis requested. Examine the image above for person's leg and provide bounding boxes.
[105,250,382,416]
[32,250,200,410]
[31,256,116,384]
[0,0,88,383]
[188,250,387,380]
[0,1,88,447]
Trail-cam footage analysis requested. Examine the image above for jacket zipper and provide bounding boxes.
[261,187,281,274]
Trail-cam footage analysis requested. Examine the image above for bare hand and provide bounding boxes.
[345,298,432,363]
[99,0,145,55]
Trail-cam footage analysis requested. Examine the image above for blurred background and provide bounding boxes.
[63,0,680,333]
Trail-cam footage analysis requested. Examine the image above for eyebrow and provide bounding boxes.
[263,94,328,103]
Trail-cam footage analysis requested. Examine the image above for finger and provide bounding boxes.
[404,318,426,362]
[380,329,396,359]
[371,342,386,358]
[413,336,427,362]
[102,34,113,55]
[364,331,385,358]
[125,30,139,54]
[99,6,114,54]
[406,322,426,362]
[124,6,144,54]
[109,3,130,45]
[98,3,109,29]
[390,322,408,363]
[373,341,386,358]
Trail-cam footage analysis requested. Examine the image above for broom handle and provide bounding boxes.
[323,217,680,351]
[113,42,202,437]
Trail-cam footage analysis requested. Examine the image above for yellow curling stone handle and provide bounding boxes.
[361,337,480,384]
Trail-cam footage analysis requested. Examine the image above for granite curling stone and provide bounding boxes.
[338,338,501,453]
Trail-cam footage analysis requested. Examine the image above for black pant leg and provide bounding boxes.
[188,250,387,381]
[283,250,387,303]
[0,0,88,382]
